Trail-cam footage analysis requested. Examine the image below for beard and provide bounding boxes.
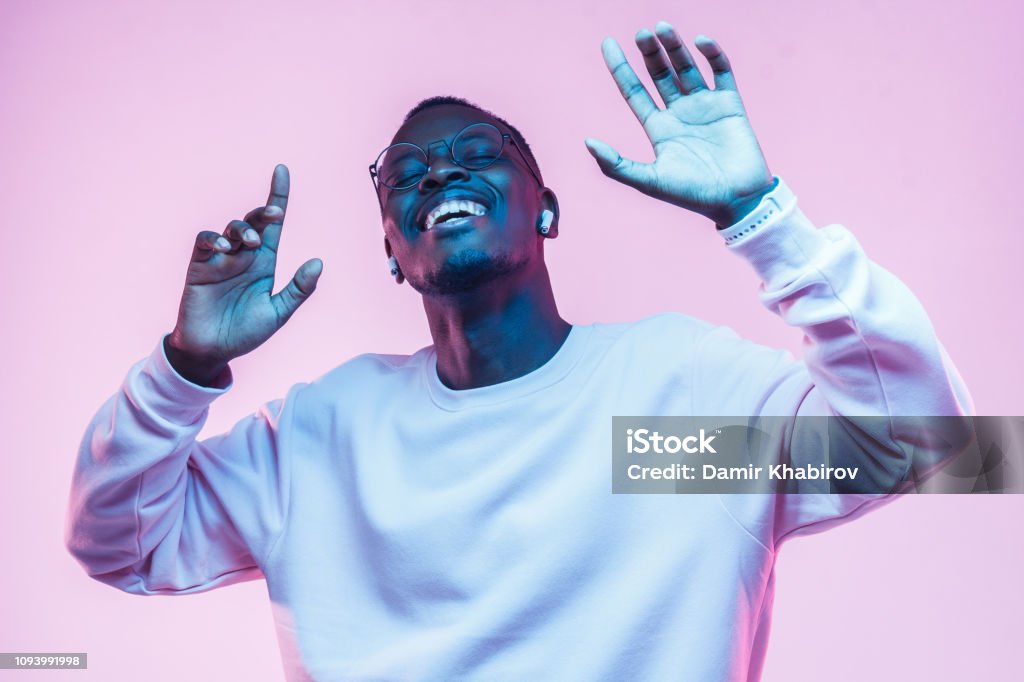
[407,248,528,296]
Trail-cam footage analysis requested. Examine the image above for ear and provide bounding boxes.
[539,188,560,238]
[384,237,404,284]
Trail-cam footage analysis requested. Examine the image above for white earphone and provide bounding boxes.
[538,209,555,235]
[388,256,400,279]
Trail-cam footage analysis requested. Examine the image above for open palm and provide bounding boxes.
[587,22,774,226]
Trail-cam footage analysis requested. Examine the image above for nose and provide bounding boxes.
[417,140,470,191]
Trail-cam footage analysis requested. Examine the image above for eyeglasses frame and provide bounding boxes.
[368,122,543,206]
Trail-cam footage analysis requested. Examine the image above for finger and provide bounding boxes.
[262,164,289,252]
[601,37,659,126]
[267,163,290,213]
[192,230,231,263]
[243,204,285,233]
[584,137,656,193]
[694,35,737,91]
[223,219,261,250]
[271,258,323,325]
[635,28,683,106]
[654,21,709,95]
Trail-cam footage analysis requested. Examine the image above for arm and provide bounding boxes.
[694,179,974,543]
[589,22,974,544]
[64,165,321,592]
[64,339,298,594]
[704,176,972,421]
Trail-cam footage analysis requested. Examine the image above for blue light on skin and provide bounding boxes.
[375,24,777,392]
[379,103,571,392]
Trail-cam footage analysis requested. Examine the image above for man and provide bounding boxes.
[64,21,971,681]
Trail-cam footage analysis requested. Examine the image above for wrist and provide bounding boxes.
[712,178,779,229]
[716,176,798,247]
[163,334,229,387]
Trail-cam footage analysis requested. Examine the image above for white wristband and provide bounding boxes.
[718,177,797,246]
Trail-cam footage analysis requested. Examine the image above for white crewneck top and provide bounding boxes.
[65,178,972,681]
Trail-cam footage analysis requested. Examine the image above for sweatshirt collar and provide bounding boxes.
[423,324,591,410]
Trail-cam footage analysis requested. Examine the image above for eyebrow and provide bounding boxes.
[382,147,425,164]
[395,124,506,151]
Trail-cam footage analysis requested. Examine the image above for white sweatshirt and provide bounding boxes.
[64,178,973,681]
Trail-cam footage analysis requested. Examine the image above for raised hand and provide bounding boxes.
[164,164,323,386]
[586,21,775,227]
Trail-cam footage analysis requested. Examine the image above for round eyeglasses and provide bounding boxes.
[369,122,543,193]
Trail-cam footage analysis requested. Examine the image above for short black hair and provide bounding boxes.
[402,95,543,186]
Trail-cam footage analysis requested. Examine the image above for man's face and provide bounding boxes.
[379,104,551,296]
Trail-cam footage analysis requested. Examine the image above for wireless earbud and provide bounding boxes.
[538,210,555,236]
[388,256,400,279]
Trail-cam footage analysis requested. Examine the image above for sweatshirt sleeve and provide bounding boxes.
[63,335,297,595]
[701,178,975,548]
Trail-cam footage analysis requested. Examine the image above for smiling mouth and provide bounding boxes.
[422,200,488,231]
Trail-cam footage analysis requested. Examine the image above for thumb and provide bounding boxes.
[584,137,653,192]
[272,258,323,324]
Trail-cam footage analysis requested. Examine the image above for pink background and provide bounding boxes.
[2,0,1022,679]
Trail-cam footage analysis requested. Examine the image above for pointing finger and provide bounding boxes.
[262,164,289,253]
[601,37,659,126]
[267,163,289,213]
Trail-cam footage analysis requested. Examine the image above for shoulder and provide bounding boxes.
[574,312,718,378]
[318,346,430,386]
[290,346,432,408]
[595,311,715,350]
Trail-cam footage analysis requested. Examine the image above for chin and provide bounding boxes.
[410,248,526,296]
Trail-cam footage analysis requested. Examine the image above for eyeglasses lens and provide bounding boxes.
[375,124,504,190]
[452,123,504,170]
[376,143,428,190]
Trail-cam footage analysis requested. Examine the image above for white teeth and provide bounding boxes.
[423,200,488,230]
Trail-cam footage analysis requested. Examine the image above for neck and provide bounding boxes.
[422,261,571,390]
